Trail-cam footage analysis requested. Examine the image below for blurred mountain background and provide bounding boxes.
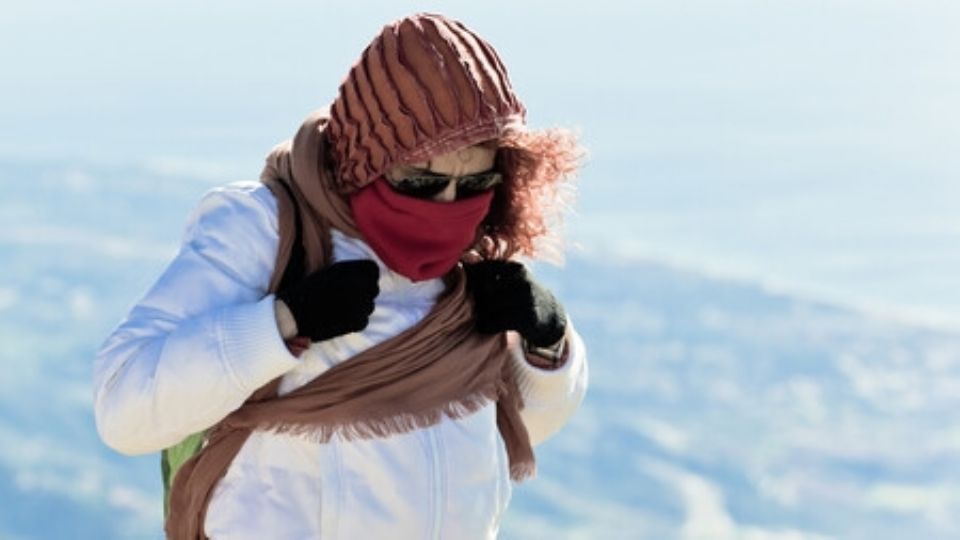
[1,1,958,538]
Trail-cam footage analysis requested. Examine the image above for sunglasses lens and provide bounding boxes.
[388,171,502,199]
[391,176,450,198]
[460,172,503,191]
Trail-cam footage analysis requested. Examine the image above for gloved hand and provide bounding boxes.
[464,260,567,347]
[277,260,380,342]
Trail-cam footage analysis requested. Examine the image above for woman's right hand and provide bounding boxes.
[276,260,381,342]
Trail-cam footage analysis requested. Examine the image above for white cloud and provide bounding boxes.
[865,483,960,530]
[0,226,175,262]
[754,470,803,508]
[0,288,18,311]
[0,424,161,532]
[838,351,960,413]
[638,458,833,540]
[765,377,827,426]
[143,156,246,183]
[108,484,161,526]
[15,468,102,502]
[69,287,96,320]
[572,302,666,338]
[503,475,664,540]
[634,417,690,455]
[61,168,97,192]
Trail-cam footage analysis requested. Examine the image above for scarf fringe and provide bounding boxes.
[252,386,501,446]
[510,461,536,482]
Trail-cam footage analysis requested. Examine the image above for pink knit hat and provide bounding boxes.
[327,13,527,192]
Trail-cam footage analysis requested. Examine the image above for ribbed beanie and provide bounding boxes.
[327,13,526,192]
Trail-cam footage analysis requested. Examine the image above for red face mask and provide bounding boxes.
[350,178,495,282]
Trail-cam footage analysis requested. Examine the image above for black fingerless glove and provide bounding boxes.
[464,260,567,347]
[277,260,380,342]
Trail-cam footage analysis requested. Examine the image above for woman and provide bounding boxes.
[94,13,588,539]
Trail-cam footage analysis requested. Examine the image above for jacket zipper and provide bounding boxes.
[426,428,443,540]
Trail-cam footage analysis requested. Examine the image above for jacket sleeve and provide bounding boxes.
[93,183,299,456]
[509,317,589,447]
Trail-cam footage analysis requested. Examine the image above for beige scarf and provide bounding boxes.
[164,110,534,539]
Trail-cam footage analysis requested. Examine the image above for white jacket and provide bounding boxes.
[94,181,588,539]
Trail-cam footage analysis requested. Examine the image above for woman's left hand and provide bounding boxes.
[463,259,567,347]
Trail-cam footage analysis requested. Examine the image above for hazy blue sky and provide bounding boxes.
[3,0,959,327]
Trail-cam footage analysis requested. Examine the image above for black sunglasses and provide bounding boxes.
[386,170,503,200]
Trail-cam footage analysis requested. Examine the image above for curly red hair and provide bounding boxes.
[477,128,583,262]
[326,124,583,263]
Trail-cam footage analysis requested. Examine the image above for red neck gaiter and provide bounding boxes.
[350,179,494,282]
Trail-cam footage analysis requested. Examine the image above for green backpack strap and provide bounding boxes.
[161,431,206,519]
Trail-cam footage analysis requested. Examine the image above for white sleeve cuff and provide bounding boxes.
[511,318,586,398]
[217,294,300,393]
